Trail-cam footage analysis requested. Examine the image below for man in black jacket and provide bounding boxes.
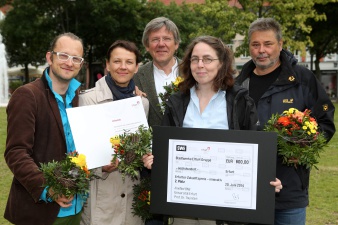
[236,18,335,225]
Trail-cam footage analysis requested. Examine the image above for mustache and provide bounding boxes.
[256,54,268,59]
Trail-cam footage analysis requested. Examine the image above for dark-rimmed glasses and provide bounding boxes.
[51,51,84,64]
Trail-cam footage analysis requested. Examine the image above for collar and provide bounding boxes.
[238,50,298,86]
[153,57,179,76]
[44,68,81,102]
[190,86,225,99]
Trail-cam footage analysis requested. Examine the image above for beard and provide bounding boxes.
[252,54,279,70]
[51,68,74,83]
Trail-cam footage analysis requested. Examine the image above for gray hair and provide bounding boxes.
[49,32,84,52]
[142,17,181,47]
[248,18,282,43]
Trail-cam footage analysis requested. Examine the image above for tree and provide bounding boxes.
[0,0,147,85]
[191,0,255,46]
[0,0,203,87]
[236,0,328,52]
[189,0,329,56]
[139,0,202,59]
[0,0,55,83]
[307,1,338,79]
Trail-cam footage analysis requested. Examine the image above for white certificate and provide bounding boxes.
[167,139,258,210]
[66,96,148,169]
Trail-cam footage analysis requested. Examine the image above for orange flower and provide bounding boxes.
[138,190,149,202]
[264,108,327,169]
[82,166,90,177]
[277,116,290,126]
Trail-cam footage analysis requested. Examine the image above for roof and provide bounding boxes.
[0,5,12,15]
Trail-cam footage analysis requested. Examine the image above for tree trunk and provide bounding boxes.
[314,53,321,81]
[24,63,29,84]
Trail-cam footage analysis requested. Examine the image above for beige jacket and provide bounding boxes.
[79,76,148,225]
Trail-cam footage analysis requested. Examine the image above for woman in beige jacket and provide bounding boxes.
[79,40,148,225]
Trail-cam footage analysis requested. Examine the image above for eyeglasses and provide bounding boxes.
[150,37,173,44]
[190,57,219,64]
[51,51,84,64]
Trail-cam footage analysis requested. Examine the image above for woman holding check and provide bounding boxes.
[142,35,282,225]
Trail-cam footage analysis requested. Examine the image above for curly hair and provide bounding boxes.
[179,36,235,94]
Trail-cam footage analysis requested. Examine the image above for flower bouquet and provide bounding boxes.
[264,108,327,169]
[158,76,183,114]
[132,177,152,221]
[110,125,152,181]
[40,151,91,200]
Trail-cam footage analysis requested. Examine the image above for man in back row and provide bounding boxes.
[236,18,335,225]
[134,16,181,128]
[134,16,181,225]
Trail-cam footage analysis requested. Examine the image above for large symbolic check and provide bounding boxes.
[150,126,277,224]
[167,139,258,210]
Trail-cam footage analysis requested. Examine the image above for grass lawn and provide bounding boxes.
[0,105,338,224]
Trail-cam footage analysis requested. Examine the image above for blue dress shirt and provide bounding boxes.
[183,86,229,130]
[40,69,84,217]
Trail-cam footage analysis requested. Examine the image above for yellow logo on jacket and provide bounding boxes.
[323,104,329,111]
[283,99,294,103]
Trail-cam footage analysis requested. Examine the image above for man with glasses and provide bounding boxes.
[134,17,181,225]
[4,32,86,225]
[134,17,181,128]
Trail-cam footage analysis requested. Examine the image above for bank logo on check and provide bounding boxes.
[176,145,187,151]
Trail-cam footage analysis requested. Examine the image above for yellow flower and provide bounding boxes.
[173,77,183,86]
[302,125,308,130]
[308,124,314,130]
[309,121,317,130]
[110,136,120,146]
[147,191,151,205]
[70,154,87,168]
[284,108,298,115]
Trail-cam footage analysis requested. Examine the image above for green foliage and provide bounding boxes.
[0,0,12,7]
[1,106,338,224]
[9,80,23,93]
[0,0,55,83]
[139,0,202,59]
[0,0,54,68]
[39,153,91,199]
[0,107,11,225]
[158,76,183,114]
[306,1,338,78]
[232,0,329,55]
[191,0,254,45]
[1,0,336,70]
[111,125,152,181]
[132,177,152,221]
[264,108,327,169]
[78,0,146,63]
[308,122,338,224]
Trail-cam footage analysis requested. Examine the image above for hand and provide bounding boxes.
[135,86,147,97]
[49,188,73,208]
[142,152,154,169]
[102,158,119,173]
[270,178,282,193]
